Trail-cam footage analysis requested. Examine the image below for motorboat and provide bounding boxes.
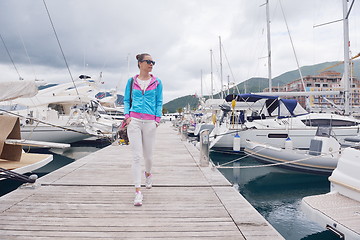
[302,145,360,239]
[244,126,341,175]
[329,146,360,202]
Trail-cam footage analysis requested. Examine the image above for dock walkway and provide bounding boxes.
[0,122,283,239]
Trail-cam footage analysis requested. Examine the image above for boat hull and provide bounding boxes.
[329,147,360,202]
[244,140,338,175]
[212,127,359,151]
[20,125,89,144]
[1,153,53,180]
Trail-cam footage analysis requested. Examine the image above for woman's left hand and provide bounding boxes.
[125,117,132,125]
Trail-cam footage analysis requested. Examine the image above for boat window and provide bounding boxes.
[315,126,331,137]
[268,133,289,138]
[48,104,65,115]
[301,119,358,127]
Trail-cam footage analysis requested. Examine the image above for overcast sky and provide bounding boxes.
[1,0,359,103]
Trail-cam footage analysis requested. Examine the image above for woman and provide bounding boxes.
[123,53,163,206]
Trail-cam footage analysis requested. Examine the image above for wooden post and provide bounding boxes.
[199,129,210,167]
[112,123,119,142]
[181,123,188,141]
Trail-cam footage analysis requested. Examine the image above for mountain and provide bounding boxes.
[163,59,360,113]
[162,95,200,113]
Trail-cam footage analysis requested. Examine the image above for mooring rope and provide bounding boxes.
[214,145,347,169]
[0,167,37,183]
[0,108,111,141]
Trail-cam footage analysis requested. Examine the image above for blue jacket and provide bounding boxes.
[124,74,163,122]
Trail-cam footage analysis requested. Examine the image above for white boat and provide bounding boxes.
[301,1,360,237]
[0,115,55,181]
[302,146,360,239]
[209,0,358,153]
[209,93,360,152]
[2,76,120,144]
[244,126,341,175]
[329,147,360,202]
[193,97,265,139]
[1,152,52,176]
[0,84,69,181]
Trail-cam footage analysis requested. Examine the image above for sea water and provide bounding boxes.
[210,151,341,240]
[0,139,110,197]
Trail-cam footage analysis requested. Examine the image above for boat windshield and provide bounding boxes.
[315,126,332,137]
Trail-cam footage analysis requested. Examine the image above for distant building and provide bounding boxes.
[263,71,360,109]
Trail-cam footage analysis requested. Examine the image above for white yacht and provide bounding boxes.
[2,77,120,144]
[209,94,360,152]
[0,81,67,181]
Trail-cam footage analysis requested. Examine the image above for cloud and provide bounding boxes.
[0,0,359,103]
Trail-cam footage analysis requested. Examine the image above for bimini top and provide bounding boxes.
[225,93,309,118]
[225,93,277,102]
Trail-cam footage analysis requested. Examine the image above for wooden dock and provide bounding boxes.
[0,122,283,239]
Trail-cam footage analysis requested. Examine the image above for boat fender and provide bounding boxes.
[233,133,241,152]
[284,137,293,150]
[211,114,216,125]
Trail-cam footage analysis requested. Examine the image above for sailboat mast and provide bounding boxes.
[266,0,272,92]
[200,69,203,98]
[219,36,224,99]
[210,49,214,99]
[342,0,350,115]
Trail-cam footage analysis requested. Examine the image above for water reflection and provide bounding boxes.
[210,151,340,240]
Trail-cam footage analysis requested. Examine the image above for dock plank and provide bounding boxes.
[0,122,283,239]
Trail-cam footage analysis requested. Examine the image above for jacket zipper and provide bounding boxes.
[142,81,156,95]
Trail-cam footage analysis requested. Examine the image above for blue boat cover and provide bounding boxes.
[225,93,278,102]
[225,93,308,118]
[280,99,297,115]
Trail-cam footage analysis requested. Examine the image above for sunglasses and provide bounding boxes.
[140,60,155,65]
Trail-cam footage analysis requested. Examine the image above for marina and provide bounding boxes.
[0,122,283,239]
[1,2,360,239]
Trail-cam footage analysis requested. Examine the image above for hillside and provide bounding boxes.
[163,59,360,113]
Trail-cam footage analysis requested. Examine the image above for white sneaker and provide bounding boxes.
[145,173,152,189]
[134,191,143,206]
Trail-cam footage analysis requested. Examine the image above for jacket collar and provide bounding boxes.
[133,74,156,85]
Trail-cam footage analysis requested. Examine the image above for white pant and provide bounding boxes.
[127,118,157,188]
